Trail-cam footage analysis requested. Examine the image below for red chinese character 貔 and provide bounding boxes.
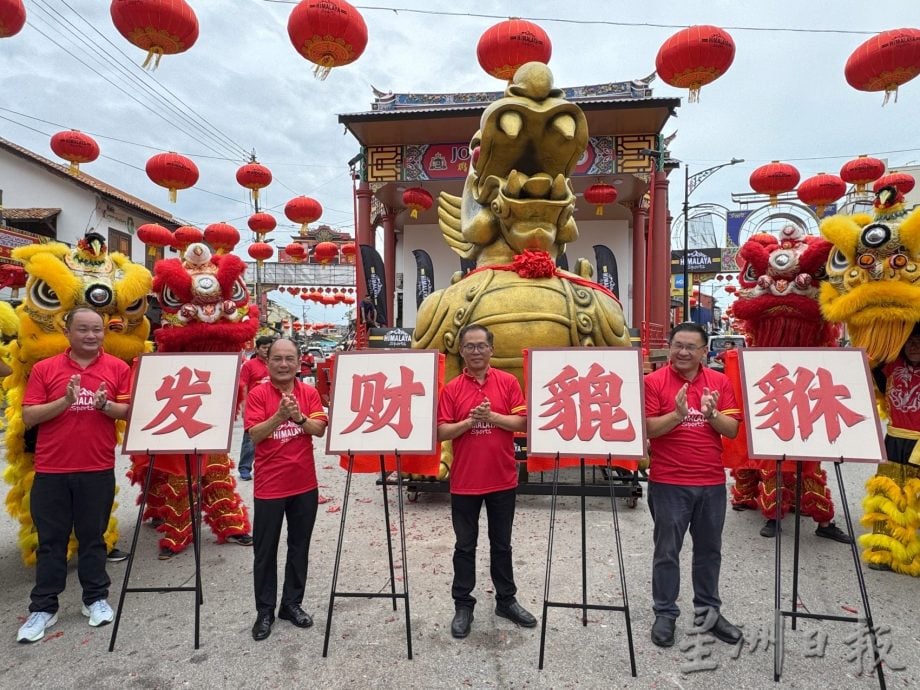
[753,363,866,443]
[142,367,215,438]
[538,363,636,442]
[341,366,425,439]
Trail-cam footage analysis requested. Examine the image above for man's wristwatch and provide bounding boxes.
[292,416,306,425]
[96,400,111,412]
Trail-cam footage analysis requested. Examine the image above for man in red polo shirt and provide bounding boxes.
[237,335,274,480]
[437,323,534,639]
[17,308,131,643]
[244,338,328,641]
[644,322,743,649]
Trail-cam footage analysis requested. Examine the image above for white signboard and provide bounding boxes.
[123,352,242,455]
[739,348,885,463]
[527,348,647,459]
[326,350,439,455]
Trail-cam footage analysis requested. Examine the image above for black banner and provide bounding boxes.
[555,251,569,271]
[359,244,388,327]
[367,327,412,348]
[593,244,620,297]
[412,249,435,308]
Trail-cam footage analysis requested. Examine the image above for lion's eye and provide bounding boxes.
[29,280,60,310]
[230,278,248,303]
[862,224,890,248]
[829,249,849,271]
[160,286,182,309]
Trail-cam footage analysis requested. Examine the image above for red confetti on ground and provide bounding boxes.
[326,505,341,513]
[42,631,64,642]
[322,465,334,470]
[356,498,372,503]
[318,495,333,504]
[841,605,858,613]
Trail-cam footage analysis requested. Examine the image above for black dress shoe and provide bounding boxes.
[710,614,743,645]
[760,519,779,538]
[278,604,313,628]
[451,608,473,639]
[251,612,273,641]
[495,601,537,628]
[651,615,675,647]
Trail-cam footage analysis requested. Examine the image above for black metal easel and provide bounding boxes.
[322,451,413,659]
[538,454,637,675]
[109,452,203,651]
[772,456,884,688]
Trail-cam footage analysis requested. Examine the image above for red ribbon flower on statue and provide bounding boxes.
[511,250,557,278]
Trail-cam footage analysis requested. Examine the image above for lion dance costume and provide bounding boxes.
[2,232,151,564]
[820,185,920,575]
[129,242,254,557]
[727,226,841,527]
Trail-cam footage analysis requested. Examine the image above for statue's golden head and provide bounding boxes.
[12,232,151,364]
[439,62,588,266]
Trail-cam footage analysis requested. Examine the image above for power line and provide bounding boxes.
[29,1,245,161]
[265,1,880,35]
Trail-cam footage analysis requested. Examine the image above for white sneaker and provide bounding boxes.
[81,599,114,627]
[17,611,58,643]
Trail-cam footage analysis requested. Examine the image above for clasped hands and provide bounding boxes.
[469,398,493,426]
[675,384,719,420]
[276,393,305,424]
[64,375,110,411]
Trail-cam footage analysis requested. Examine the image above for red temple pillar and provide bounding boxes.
[355,181,373,308]
[630,202,648,329]
[649,172,671,330]
[382,210,396,327]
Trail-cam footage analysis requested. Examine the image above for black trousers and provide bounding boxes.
[29,470,115,613]
[451,488,517,611]
[253,489,318,616]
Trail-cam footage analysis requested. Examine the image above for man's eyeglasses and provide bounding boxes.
[669,342,704,353]
[461,342,491,353]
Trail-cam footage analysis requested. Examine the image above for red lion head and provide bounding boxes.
[153,243,258,353]
[733,225,839,347]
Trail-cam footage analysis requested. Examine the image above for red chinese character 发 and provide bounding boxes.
[341,366,425,439]
[538,363,636,442]
[142,367,214,438]
[753,363,866,443]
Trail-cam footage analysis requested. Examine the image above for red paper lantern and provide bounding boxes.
[136,223,174,256]
[845,28,920,104]
[750,161,800,206]
[204,222,240,255]
[796,173,847,217]
[340,241,357,264]
[50,130,99,175]
[655,25,736,102]
[172,225,203,252]
[300,293,309,301]
[146,152,199,202]
[313,241,338,265]
[293,322,303,332]
[309,290,324,302]
[285,242,307,262]
[301,287,309,294]
[287,0,368,79]
[477,19,552,81]
[281,319,290,329]
[0,263,26,298]
[248,212,276,235]
[285,196,323,235]
[0,0,26,38]
[321,294,337,306]
[873,172,916,196]
[286,286,298,295]
[248,241,274,267]
[110,0,199,69]
[724,285,737,295]
[402,187,433,219]
[840,155,886,194]
[583,182,618,216]
[342,296,355,305]
[236,161,272,202]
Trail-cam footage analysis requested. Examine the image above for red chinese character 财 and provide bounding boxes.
[538,363,636,442]
[142,367,215,438]
[753,363,866,443]
[341,366,425,439]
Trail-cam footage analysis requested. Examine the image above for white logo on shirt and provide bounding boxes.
[272,420,304,442]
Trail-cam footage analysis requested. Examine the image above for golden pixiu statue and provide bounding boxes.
[412,62,630,478]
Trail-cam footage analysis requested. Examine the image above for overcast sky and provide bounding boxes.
[2,1,918,318]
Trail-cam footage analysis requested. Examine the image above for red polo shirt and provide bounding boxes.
[244,380,328,500]
[24,349,131,473]
[644,363,741,486]
[437,367,526,495]
[240,356,270,392]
